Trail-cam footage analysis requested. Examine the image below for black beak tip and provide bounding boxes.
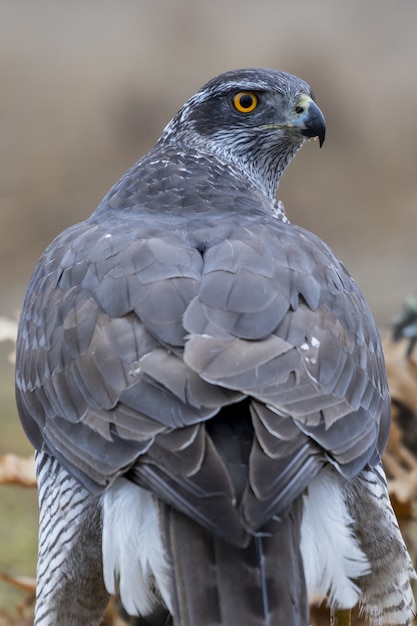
[301,101,326,148]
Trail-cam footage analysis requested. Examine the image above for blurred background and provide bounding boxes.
[1,0,417,617]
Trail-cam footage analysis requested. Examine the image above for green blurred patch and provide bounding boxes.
[0,345,37,611]
[0,486,37,611]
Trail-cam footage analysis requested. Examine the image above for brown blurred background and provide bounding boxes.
[1,0,417,614]
[2,0,417,325]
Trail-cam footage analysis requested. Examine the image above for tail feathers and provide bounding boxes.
[163,498,308,626]
[102,479,309,625]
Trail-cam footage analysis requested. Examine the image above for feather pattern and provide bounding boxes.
[15,68,415,625]
[301,466,371,608]
[34,451,108,625]
[102,478,173,616]
[346,465,417,625]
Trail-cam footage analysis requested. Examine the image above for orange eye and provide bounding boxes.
[233,91,258,113]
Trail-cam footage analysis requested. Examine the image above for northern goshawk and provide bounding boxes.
[16,68,415,626]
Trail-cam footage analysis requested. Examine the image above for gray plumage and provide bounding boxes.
[15,68,415,625]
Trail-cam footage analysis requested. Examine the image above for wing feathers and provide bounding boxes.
[16,215,390,544]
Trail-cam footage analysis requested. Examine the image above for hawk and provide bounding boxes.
[15,68,415,626]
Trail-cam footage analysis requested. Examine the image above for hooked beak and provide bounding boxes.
[289,94,326,147]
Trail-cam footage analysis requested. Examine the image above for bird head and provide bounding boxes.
[159,68,326,200]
